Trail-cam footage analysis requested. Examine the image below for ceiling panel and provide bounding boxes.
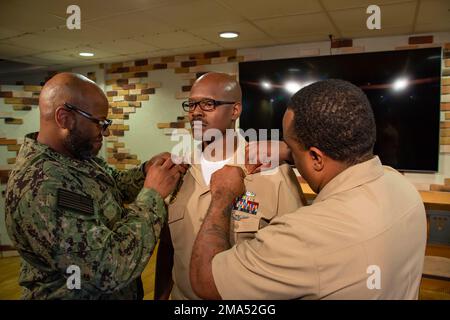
[321,0,415,11]
[165,44,224,55]
[0,43,44,58]
[91,39,159,55]
[415,0,450,32]
[218,38,279,49]
[254,12,337,38]
[0,33,74,52]
[142,0,244,29]
[330,2,417,35]
[138,31,212,49]
[188,22,272,44]
[53,59,99,67]
[7,55,68,66]
[86,10,177,38]
[39,25,118,46]
[88,56,136,64]
[39,0,183,22]
[117,49,172,61]
[0,27,23,41]
[0,1,65,33]
[218,0,322,20]
[56,47,120,60]
[31,52,81,63]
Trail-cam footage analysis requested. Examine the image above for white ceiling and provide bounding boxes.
[0,0,449,69]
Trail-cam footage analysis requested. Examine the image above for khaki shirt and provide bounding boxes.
[168,155,305,299]
[212,156,427,299]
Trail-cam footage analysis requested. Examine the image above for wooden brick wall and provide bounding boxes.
[0,85,41,189]
[0,85,41,126]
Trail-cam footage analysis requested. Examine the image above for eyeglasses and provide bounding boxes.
[182,99,236,112]
[64,102,112,133]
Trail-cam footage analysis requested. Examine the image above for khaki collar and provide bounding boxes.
[187,133,253,193]
[314,156,384,203]
[190,161,253,188]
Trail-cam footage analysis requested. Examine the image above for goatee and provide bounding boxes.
[64,128,96,160]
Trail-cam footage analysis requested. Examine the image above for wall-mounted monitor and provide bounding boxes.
[239,47,442,172]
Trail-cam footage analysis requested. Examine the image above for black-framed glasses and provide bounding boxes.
[182,99,236,112]
[64,102,112,132]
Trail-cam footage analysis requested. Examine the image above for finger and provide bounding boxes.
[239,167,246,178]
[150,152,169,165]
[159,152,171,160]
[169,172,181,186]
[162,157,174,169]
[224,165,246,178]
[245,163,262,174]
[262,161,275,170]
[245,142,259,165]
[169,164,183,176]
[152,157,165,167]
[175,164,187,175]
[245,144,250,164]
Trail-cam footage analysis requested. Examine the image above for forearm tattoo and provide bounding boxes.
[203,204,233,249]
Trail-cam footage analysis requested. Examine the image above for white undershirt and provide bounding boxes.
[200,153,232,186]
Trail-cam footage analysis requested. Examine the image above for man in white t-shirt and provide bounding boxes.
[154,72,306,300]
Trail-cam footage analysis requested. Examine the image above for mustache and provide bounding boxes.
[190,118,208,126]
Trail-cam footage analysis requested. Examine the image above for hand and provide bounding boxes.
[245,140,293,174]
[210,165,246,205]
[144,158,187,198]
[145,152,189,174]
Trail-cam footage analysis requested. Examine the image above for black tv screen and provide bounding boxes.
[239,47,442,172]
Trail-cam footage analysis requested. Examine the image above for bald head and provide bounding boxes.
[191,72,242,102]
[39,72,107,121]
[188,72,243,142]
[37,72,110,160]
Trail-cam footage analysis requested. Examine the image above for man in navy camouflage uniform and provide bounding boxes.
[5,72,186,299]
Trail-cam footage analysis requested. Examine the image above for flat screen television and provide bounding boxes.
[239,47,442,172]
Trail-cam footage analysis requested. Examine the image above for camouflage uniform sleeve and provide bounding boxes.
[95,157,146,204]
[11,177,166,297]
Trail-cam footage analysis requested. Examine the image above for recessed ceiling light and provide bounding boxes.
[219,31,239,39]
[79,52,94,57]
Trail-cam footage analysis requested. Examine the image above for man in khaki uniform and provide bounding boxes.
[190,79,427,300]
[155,72,306,300]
